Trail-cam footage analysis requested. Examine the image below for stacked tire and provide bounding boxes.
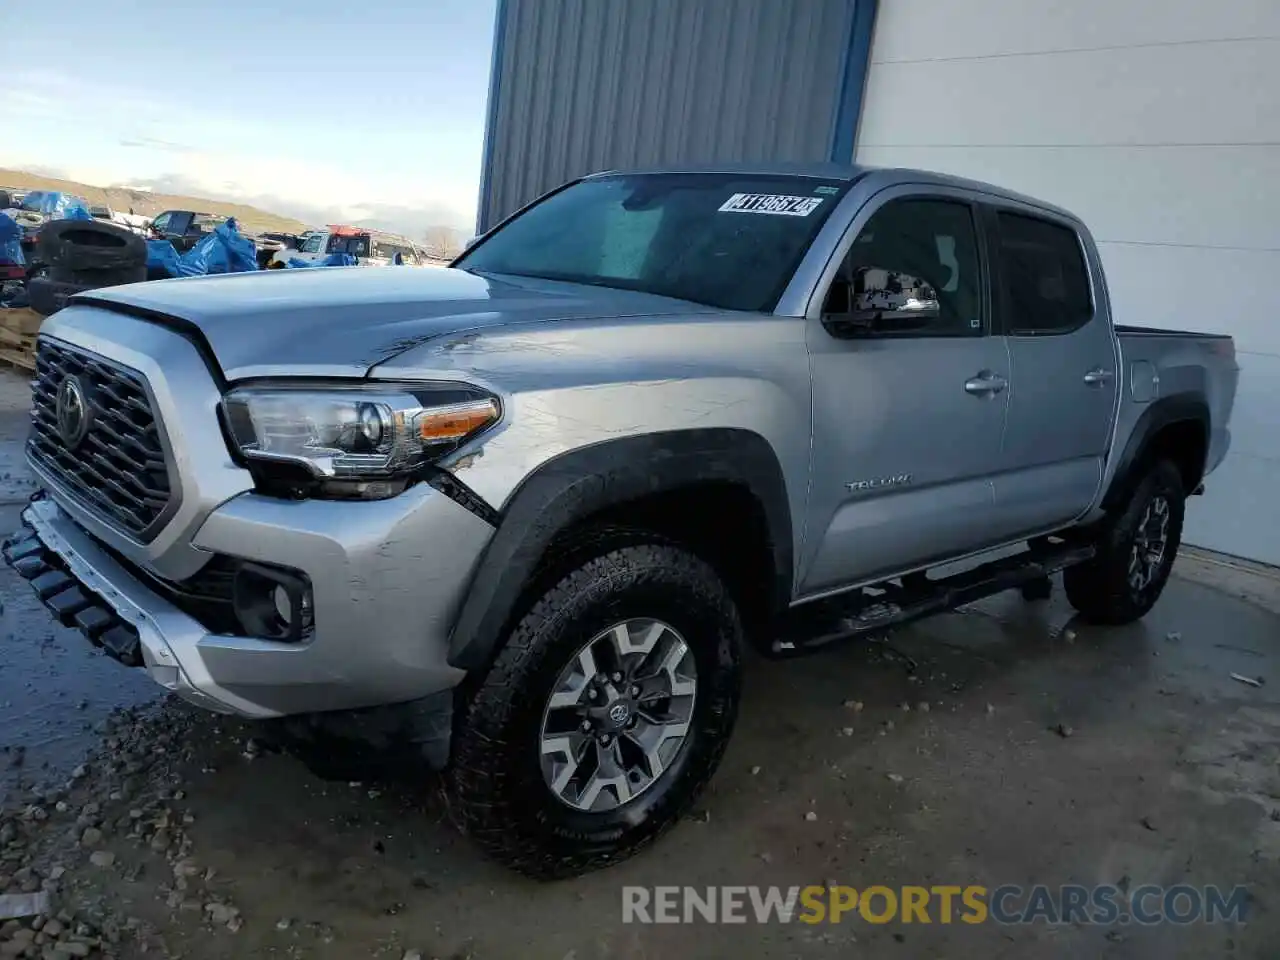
[28,220,148,317]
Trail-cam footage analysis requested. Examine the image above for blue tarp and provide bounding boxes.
[147,218,259,278]
[22,191,91,220]
[146,239,183,276]
[0,212,23,265]
[284,252,357,268]
[62,199,93,221]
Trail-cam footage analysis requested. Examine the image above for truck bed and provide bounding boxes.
[1113,323,1238,487]
[1114,324,1232,340]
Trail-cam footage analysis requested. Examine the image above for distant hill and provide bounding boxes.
[0,168,310,235]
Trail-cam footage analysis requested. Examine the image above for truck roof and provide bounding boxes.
[587,162,1080,224]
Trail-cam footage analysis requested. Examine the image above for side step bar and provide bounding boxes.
[770,541,1095,658]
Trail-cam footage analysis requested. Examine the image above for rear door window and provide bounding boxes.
[995,212,1093,334]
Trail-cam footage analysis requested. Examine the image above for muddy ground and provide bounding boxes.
[0,368,1277,959]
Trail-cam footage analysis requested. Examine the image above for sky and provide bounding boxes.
[0,0,496,236]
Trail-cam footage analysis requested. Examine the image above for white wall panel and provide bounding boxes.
[857,0,1280,564]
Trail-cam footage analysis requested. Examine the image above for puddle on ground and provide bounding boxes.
[0,503,160,803]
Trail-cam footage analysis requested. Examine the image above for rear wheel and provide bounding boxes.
[450,541,742,879]
[1064,459,1185,624]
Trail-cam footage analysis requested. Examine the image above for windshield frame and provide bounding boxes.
[454,172,853,313]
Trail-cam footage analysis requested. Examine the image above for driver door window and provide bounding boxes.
[824,199,983,336]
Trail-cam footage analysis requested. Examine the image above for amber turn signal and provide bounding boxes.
[417,398,501,442]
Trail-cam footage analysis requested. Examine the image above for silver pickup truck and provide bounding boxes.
[5,164,1238,878]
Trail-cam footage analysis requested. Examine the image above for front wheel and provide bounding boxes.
[450,542,743,879]
[1064,459,1185,624]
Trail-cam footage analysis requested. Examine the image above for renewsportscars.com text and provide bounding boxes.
[622,884,1250,926]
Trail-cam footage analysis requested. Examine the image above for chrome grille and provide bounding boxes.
[29,339,173,538]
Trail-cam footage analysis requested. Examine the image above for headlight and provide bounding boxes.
[221,383,500,499]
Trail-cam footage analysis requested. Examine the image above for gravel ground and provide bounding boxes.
[0,367,1278,959]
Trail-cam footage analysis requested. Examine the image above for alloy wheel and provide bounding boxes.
[1127,494,1171,593]
[538,618,697,813]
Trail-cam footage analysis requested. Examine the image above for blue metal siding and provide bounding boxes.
[475,0,511,235]
[829,0,880,162]
[478,0,861,231]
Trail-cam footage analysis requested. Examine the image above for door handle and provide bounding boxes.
[964,371,1007,396]
[1083,368,1114,386]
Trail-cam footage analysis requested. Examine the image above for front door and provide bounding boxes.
[987,207,1119,533]
[799,192,1013,595]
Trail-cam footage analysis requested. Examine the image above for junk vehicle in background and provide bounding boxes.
[146,218,259,280]
[0,211,25,290]
[269,224,427,267]
[2,192,95,283]
[5,164,1238,880]
[249,231,304,269]
[149,210,230,253]
[89,205,151,236]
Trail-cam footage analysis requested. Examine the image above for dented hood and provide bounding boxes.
[76,265,708,380]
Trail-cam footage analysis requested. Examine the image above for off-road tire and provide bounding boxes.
[50,264,147,287]
[1064,459,1185,624]
[27,277,93,317]
[450,542,743,880]
[38,219,146,275]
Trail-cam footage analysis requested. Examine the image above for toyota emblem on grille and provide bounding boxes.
[55,375,91,450]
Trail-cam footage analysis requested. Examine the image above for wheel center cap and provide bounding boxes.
[607,702,631,727]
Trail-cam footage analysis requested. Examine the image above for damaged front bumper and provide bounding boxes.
[4,492,483,772]
[4,496,260,716]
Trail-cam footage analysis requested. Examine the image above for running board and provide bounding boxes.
[769,542,1096,658]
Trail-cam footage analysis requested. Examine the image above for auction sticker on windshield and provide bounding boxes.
[718,193,824,216]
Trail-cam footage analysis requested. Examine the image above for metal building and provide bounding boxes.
[477,0,876,231]
[477,0,1280,567]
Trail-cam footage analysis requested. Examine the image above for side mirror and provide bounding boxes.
[822,266,940,337]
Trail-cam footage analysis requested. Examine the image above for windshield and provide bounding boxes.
[454,173,849,311]
[299,233,325,253]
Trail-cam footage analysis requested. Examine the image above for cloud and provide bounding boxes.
[119,167,473,236]
[119,137,197,155]
[0,70,479,235]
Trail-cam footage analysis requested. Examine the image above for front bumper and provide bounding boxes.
[5,484,495,720]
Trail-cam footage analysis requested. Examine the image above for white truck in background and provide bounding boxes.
[270,225,429,267]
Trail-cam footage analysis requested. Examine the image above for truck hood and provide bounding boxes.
[77,266,712,380]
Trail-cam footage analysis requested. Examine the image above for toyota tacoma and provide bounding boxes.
[5,164,1239,878]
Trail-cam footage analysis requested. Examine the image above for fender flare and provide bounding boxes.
[447,428,794,671]
[1101,394,1209,511]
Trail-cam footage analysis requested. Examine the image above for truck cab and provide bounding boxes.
[150,210,228,253]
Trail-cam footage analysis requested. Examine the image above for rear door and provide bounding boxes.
[986,205,1119,532]
[799,188,1015,593]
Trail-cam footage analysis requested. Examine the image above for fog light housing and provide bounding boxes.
[232,561,314,642]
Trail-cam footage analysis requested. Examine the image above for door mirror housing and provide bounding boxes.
[822,266,940,338]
